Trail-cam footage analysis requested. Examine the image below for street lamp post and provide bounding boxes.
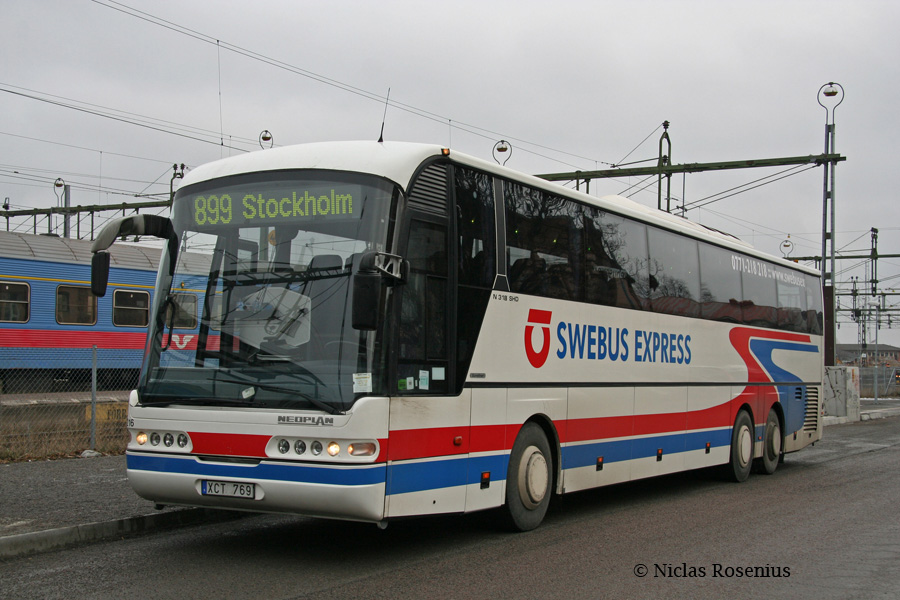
[818,82,844,366]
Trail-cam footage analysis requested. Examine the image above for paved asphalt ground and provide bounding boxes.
[3,398,900,560]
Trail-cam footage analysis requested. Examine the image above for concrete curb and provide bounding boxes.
[0,508,244,560]
[824,407,900,426]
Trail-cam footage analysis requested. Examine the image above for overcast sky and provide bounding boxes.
[3,0,899,346]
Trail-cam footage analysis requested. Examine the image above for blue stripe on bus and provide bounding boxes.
[561,429,733,470]
[385,453,510,495]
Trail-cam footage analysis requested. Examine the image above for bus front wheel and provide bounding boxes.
[504,422,552,532]
[725,410,754,483]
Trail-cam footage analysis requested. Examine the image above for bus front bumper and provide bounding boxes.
[126,452,387,523]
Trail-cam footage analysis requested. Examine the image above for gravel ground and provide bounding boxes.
[0,454,172,537]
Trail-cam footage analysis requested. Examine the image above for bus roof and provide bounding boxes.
[180,141,821,277]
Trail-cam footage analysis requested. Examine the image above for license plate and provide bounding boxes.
[201,480,255,499]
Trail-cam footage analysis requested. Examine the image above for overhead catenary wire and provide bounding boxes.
[89,0,616,170]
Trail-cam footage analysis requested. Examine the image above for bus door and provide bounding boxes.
[386,161,470,518]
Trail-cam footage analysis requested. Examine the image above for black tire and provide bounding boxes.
[504,422,552,532]
[754,409,782,475]
[724,410,754,483]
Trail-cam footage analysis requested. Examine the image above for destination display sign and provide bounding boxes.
[177,180,361,229]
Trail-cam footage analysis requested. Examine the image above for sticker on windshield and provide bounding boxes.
[353,373,372,394]
[418,370,430,391]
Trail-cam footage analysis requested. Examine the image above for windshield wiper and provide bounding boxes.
[217,379,344,415]
[142,397,260,408]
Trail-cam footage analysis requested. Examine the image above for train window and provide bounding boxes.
[113,290,150,327]
[165,293,198,329]
[56,285,97,325]
[0,282,29,323]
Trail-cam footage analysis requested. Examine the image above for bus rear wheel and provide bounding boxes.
[754,409,782,475]
[504,422,552,532]
[725,410,754,483]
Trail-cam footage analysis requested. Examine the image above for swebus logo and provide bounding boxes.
[525,309,553,368]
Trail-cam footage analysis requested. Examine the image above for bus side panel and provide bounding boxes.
[683,386,732,470]
[464,387,508,513]
[561,386,635,494]
[630,386,687,480]
[384,391,472,518]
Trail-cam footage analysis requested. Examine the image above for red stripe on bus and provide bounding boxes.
[189,431,271,457]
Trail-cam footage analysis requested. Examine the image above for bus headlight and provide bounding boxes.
[311,441,323,456]
[327,441,340,457]
[277,439,290,454]
[136,432,148,445]
[150,432,161,446]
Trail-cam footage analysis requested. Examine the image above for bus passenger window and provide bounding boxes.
[584,209,649,311]
[740,260,777,329]
[698,245,743,323]
[455,167,496,388]
[648,229,701,318]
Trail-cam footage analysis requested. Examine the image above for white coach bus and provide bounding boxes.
[91,141,823,531]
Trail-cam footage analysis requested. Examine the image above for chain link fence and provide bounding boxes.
[858,367,900,399]
[0,347,136,461]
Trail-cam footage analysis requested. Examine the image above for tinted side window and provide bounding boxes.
[775,268,808,333]
[805,273,824,335]
[455,167,496,385]
[397,218,449,394]
[584,208,649,311]
[648,228,700,318]
[456,167,496,289]
[505,183,581,301]
[699,245,742,322]
[738,258,777,328]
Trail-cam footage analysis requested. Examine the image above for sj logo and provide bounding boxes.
[524,309,552,368]
[171,334,195,349]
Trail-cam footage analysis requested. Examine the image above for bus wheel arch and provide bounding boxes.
[503,419,557,531]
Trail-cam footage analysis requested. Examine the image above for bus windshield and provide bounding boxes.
[137,170,398,412]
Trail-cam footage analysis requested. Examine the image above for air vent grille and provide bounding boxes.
[407,163,448,215]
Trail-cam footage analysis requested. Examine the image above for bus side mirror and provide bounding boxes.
[352,268,381,331]
[91,214,179,275]
[91,251,111,297]
[352,251,407,331]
